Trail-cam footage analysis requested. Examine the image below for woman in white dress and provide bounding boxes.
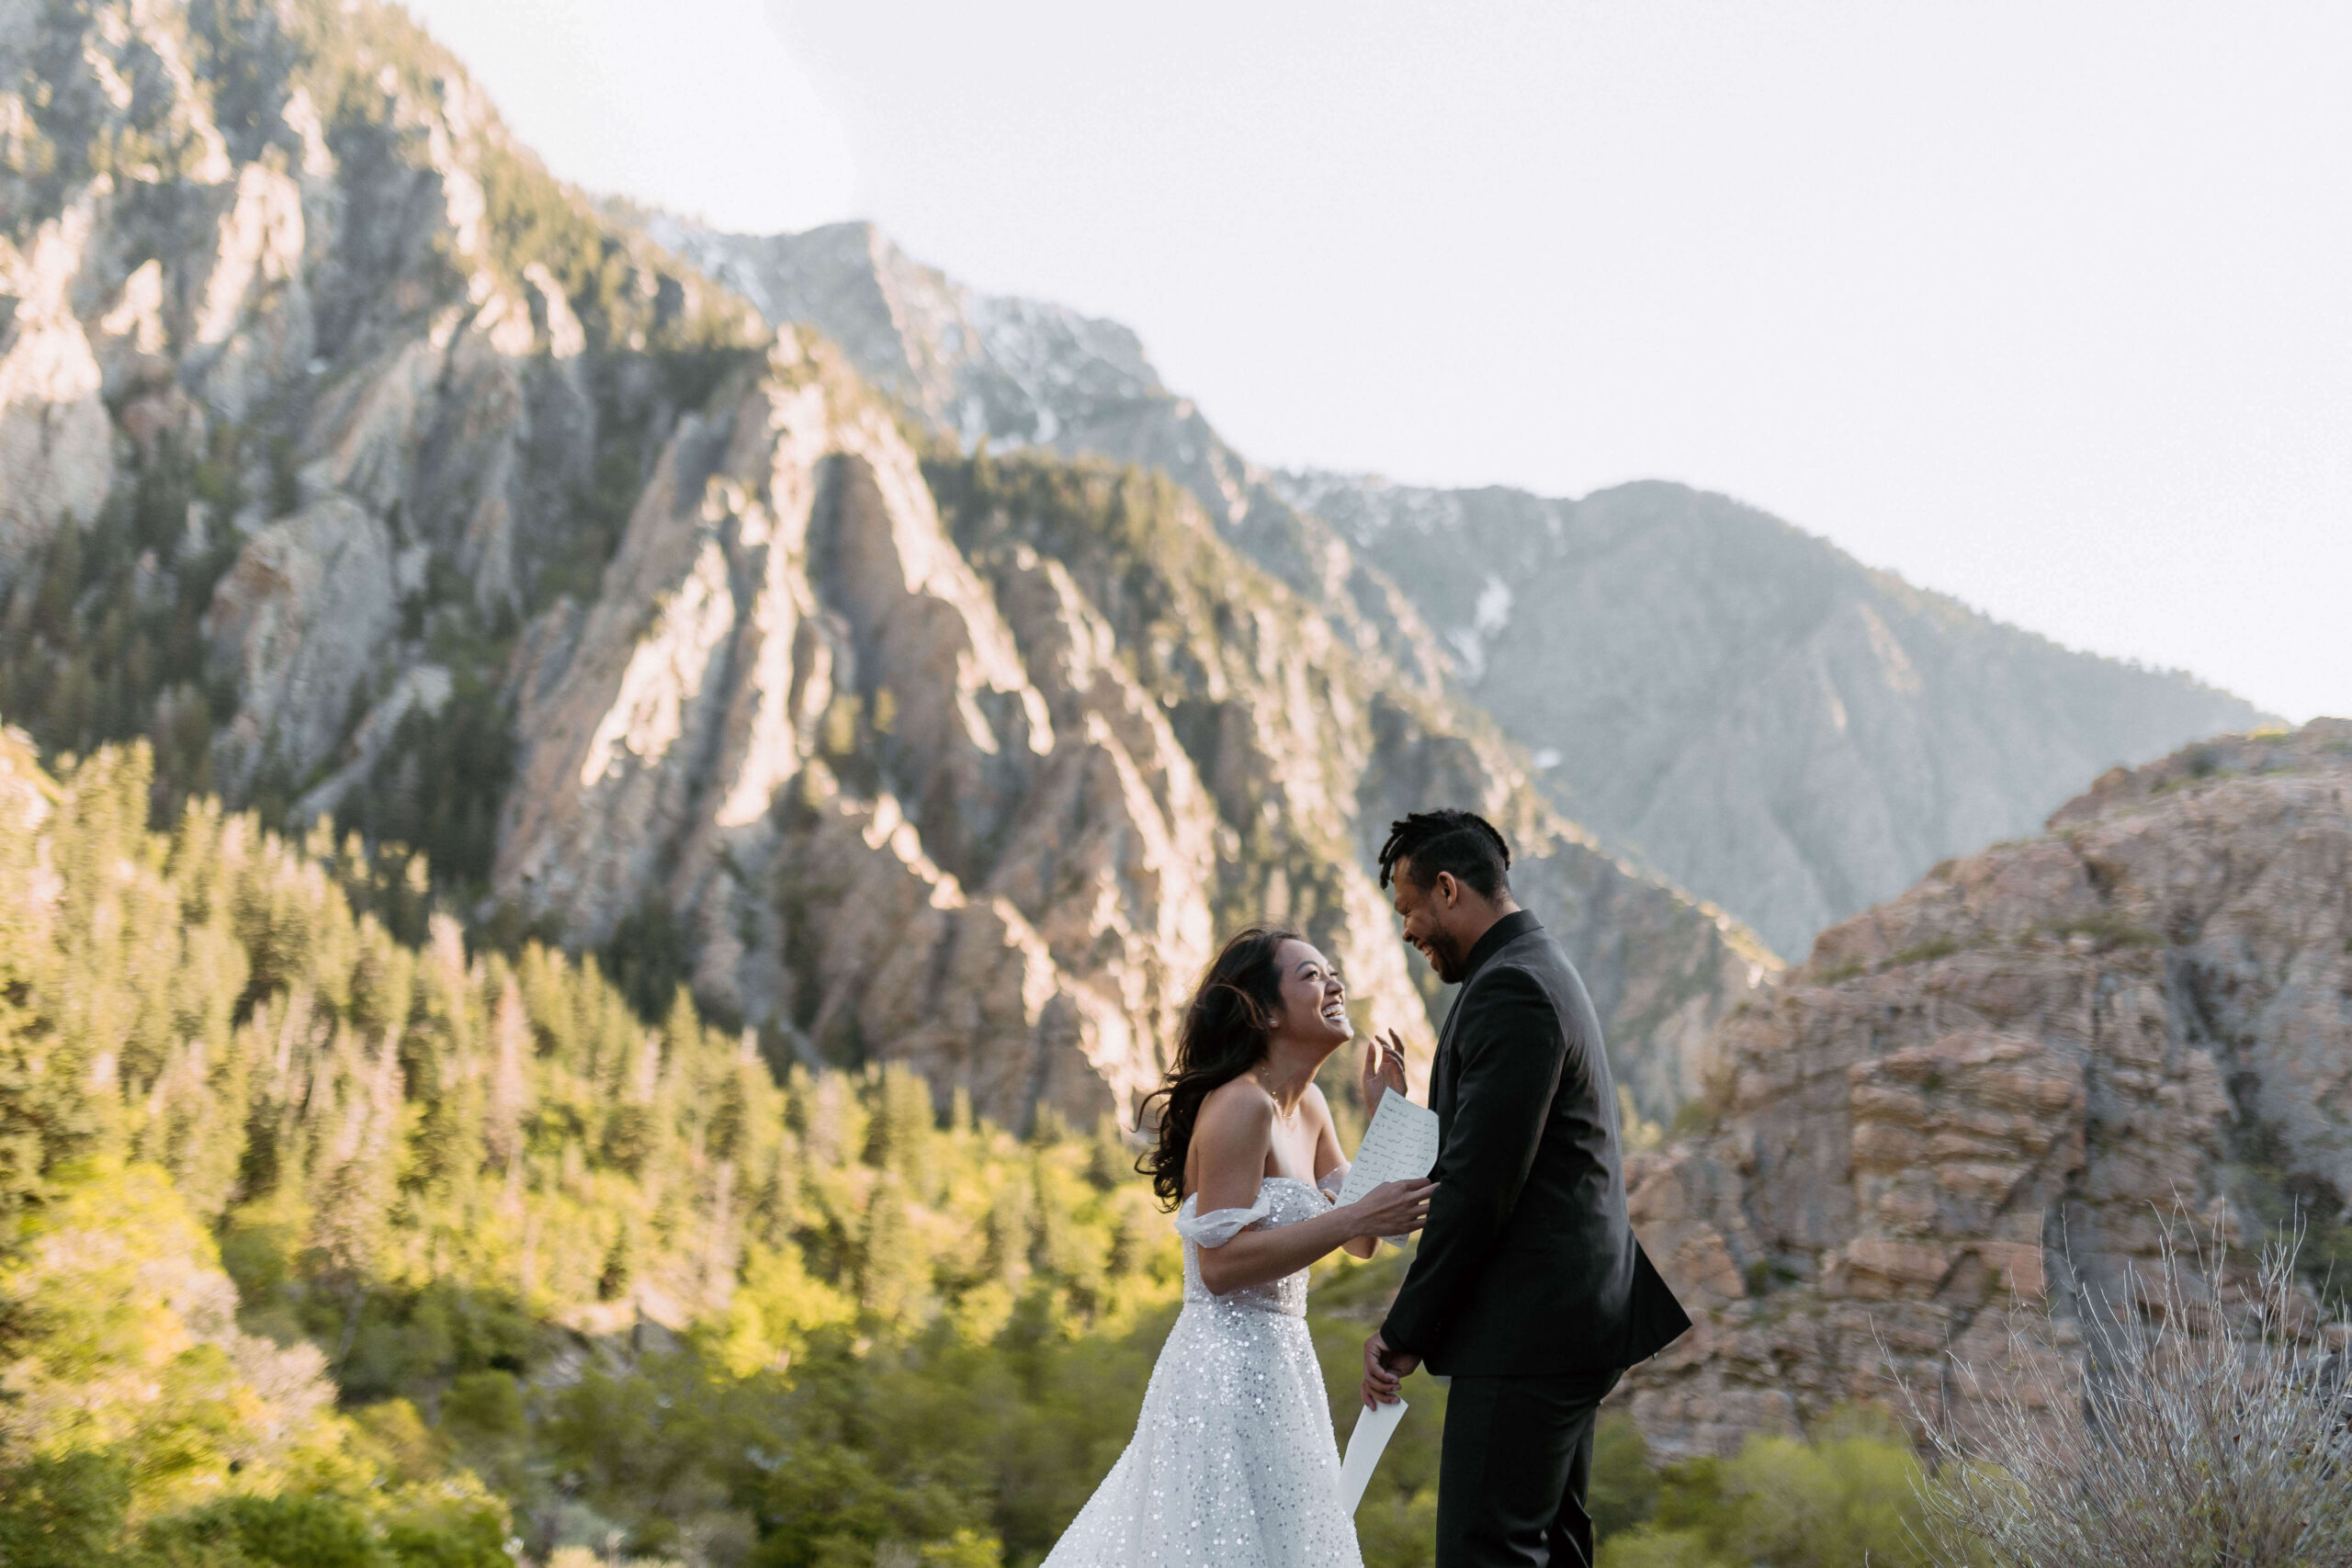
[1041,925,1437,1568]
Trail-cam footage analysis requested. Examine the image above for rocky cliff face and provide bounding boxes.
[492,337,1235,1129]
[1623,719,2352,1456]
[489,331,1771,1129]
[1280,474,2270,959]
[0,0,1770,1133]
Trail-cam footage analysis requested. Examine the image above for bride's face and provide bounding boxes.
[1269,939,1352,1052]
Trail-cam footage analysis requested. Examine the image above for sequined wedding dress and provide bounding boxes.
[1039,1169,1365,1568]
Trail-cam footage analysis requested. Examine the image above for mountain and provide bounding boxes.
[0,0,1769,1132]
[665,219,2268,964]
[655,220,1458,702]
[1621,718,2352,1456]
[494,361,1777,1125]
[1279,472,2271,957]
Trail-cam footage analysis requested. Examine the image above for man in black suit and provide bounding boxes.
[1361,809,1690,1568]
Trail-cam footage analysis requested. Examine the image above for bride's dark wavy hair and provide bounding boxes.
[1136,925,1303,1209]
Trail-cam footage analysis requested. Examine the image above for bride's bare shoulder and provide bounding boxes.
[1194,1077,1275,1140]
[1184,1079,1274,1198]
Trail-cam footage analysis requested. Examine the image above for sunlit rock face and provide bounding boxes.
[205,493,398,796]
[0,0,752,806]
[0,0,1770,1132]
[494,338,1223,1130]
[1623,721,2352,1457]
[0,199,114,559]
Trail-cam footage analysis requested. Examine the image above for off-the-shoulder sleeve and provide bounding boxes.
[1173,1192,1273,1247]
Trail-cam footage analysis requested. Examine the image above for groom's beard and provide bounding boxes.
[1426,930,1467,986]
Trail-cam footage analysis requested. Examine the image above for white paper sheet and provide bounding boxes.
[1340,1396,1408,1513]
[1335,1092,1441,1210]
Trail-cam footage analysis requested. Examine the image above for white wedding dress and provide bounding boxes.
[1040,1169,1365,1568]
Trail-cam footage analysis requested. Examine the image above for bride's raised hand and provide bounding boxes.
[1361,1028,1408,1114]
[1349,1178,1436,1239]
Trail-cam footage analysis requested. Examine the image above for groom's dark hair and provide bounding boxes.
[1378,809,1512,899]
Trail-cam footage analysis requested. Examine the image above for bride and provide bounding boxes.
[1041,925,1437,1568]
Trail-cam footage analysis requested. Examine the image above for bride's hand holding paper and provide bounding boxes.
[1347,1177,1436,1239]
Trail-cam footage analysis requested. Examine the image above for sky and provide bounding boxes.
[404,0,2351,722]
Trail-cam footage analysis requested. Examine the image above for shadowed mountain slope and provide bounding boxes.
[1281,472,2270,957]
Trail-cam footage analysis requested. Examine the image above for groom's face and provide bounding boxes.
[1390,863,1469,985]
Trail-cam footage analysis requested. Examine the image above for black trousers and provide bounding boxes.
[1434,1367,1623,1568]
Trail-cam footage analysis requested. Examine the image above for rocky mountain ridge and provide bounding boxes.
[0,0,1770,1132]
[663,215,2267,963]
[1621,718,2352,1455]
[657,220,1458,706]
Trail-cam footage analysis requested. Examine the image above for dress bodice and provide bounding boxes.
[1173,1172,1340,1318]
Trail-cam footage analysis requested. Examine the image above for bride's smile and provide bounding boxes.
[1273,945,1354,1052]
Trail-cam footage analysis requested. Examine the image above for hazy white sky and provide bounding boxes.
[406,0,2351,722]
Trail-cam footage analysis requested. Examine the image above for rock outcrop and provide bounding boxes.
[494,337,1227,1128]
[206,494,397,795]
[0,199,113,559]
[1623,719,2352,1456]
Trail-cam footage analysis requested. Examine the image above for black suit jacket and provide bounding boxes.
[1381,911,1690,1377]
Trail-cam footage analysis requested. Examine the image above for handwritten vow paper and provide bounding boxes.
[1340,1397,1408,1513]
[1335,1092,1441,1211]
[1333,1094,1438,1510]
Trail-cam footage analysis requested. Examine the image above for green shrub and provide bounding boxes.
[1589,1413,1661,1541]
[381,1495,512,1568]
[0,1451,132,1568]
[1599,1407,1928,1568]
[442,1371,527,1443]
[1599,1529,1717,1568]
[141,1494,390,1568]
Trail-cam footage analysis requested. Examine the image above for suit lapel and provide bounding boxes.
[1432,979,1470,1117]
[1430,921,1525,1113]
[1430,928,1511,1118]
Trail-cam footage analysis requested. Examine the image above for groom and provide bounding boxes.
[1361,809,1690,1568]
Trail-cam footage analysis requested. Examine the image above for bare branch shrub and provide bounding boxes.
[1902,1214,2352,1567]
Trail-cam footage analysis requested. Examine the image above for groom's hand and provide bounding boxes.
[1361,1329,1420,1408]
